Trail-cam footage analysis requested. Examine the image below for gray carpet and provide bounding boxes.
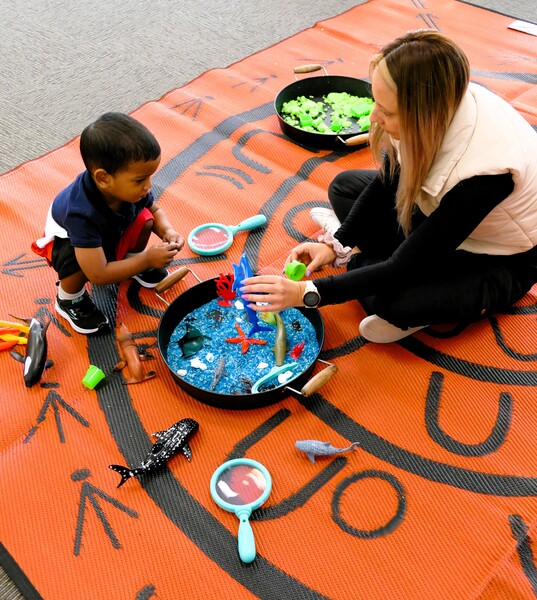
[0,0,534,174]
[0,1,535,598]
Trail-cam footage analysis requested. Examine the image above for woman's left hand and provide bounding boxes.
[240,275,305,312]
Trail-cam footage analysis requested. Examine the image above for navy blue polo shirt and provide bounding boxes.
[51,170,154,261]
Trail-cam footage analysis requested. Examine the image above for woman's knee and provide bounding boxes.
[328,171,362,201]
[328,170,376,219]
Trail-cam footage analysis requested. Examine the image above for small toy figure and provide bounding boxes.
[109,418,199,487]
[295,440,360,463]
[290,341,306,359]
[9,317,51,387]
[175,323,211,358]
[273,312,287,366]
[251,362,298,393]
[114,323,156,384]
[290,319,302,332]
[259,311,277,326]
[206,308,224,327]
[1,339,20,352]
[226,323,267,354]
[0,319,30,333]
[0,322,28,351]
[215,273,236,307]
[210,356,226,391]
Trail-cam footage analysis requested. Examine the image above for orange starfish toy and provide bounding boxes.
[225,323,267,354]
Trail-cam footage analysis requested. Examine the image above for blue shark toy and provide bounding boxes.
[231,252,272,337]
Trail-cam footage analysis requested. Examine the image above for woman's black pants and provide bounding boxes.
[328,170,536,328]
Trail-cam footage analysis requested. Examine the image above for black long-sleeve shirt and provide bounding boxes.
[314,171,528,305]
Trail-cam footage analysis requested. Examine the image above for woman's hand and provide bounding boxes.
[286,242,336,275]
[240,275,305,312]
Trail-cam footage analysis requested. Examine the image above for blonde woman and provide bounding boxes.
[241,30,537,343]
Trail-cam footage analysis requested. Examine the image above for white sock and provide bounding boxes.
[58,284,85,301]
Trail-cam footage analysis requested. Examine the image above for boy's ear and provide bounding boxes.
[93,168,111,188]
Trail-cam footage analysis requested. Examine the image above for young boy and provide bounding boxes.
[32,112,184,335]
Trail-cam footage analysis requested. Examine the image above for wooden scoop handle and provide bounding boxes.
[339,133,369,146]
[294,64,323,74]
[300,363,338,397]
[154,267,190,294]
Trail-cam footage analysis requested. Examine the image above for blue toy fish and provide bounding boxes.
[295,440,360,463]
[231,253,272,337]
[109,418,199,487]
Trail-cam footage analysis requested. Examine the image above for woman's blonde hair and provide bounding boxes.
[369,31,470,234]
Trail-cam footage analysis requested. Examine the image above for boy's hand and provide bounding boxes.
[162,229,185,251]
[146,242,180,268]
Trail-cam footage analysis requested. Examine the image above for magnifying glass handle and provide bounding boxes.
[237,513,256,563]
[229,214,267,235]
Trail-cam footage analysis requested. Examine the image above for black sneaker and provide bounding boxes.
[55,291,109,334]
[132,267,168,289]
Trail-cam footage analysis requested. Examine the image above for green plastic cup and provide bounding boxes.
[82,365,105,389]
[285,260,307,281]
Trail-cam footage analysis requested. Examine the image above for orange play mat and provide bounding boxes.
[1,1,537,598]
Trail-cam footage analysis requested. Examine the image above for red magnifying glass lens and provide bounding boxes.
[190,226,230,251]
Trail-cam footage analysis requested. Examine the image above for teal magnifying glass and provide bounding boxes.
[188,214,267,256]
[210,458,272,563]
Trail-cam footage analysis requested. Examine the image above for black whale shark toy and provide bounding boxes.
[109,418,199,487]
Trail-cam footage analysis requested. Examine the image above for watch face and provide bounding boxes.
[303,291,320,308]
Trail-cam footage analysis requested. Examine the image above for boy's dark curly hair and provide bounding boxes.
[80,112,161,175]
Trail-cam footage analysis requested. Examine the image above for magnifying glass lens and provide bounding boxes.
[190,226,230,251]
[215,465,267,506]
[210,459,272,563]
